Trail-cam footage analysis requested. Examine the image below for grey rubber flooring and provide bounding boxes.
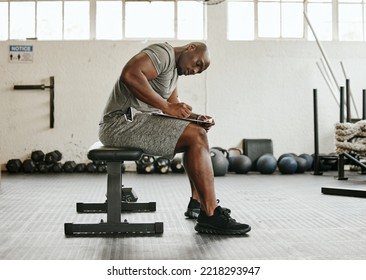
[0,171,365,260]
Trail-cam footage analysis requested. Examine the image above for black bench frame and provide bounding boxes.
[64,142,163,235]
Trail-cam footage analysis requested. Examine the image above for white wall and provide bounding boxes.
[1,4,366,169]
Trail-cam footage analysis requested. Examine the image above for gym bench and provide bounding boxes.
[64,142,164,236]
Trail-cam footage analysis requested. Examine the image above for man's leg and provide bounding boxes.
[175,123,217,215]
[175,123,251,235]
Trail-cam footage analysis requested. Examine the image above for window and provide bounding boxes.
[228,0,304,40]
[338,0,364,41]
[64,1,90,40]
[37,1,63,40]
[307,0,332,41]
[0,2,8,40]
[227,0,345,41]
[96,1,122,40]
[10,1,35,39]
[177,1,205,40]
[125,1,174,38]
[227,1,254,40]
[0,0,206,41]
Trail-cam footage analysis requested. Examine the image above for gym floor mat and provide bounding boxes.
[0,172,365,260]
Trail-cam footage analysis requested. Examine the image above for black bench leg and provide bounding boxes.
[76,162,156,213]
[64,161,163,236]
[107,161,122,223]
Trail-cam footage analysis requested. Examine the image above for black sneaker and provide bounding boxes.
[184,198,201,219]
[184,198,231,219]
[194,206,251,235]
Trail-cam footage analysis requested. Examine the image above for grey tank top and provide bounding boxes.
[101,43,178,121]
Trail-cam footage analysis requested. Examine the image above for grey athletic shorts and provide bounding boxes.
[99,112,190,159]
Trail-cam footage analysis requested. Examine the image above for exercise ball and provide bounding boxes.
[277,153,295,164]
[231,155,252,174]
[256,154,277,174]
[294,156,308,173]
[278,156,297,174]
[210,148,229,176]
[299,153,313,171]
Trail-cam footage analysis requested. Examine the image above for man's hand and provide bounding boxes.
[164,102,192,118]
[197,115,215,131]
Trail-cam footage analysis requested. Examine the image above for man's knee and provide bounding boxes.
[176,124,208,150]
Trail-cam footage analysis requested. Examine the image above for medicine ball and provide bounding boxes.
[278,156,297,174]
[256,154,277,174]
[231,155,252,174]
[210,148,229,176]
[277,153,295,164]
[299,153,313,171]
[294,156,308,173]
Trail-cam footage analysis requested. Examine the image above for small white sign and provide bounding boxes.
[9,45,33,63]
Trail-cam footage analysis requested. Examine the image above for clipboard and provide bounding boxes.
[152,113,213,124]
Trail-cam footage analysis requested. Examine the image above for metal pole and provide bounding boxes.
[346,79,351,122]
[316,61,339,105]
[304,12,340,92]
[363,89,366,120]
[340,61,360,118]
[313,89,322,175]
[337,86,347,180]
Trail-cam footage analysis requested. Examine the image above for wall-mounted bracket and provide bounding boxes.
[14,76,55,128]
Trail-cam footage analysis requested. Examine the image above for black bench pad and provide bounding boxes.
[87,142,143,161]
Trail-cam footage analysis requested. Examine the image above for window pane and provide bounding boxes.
[365,4,366,40]
[307,3,332,41]
[282,3,303,38]
[10,2,35,39]
[258,2,280,38]
[227,2,254,40]
[0,3,8,40]
[96,1,122,40]
[339,4,363,41]
[37,1,62,40]
[64,1,90,40]
[177,1,204,40]
[125,1,174,38]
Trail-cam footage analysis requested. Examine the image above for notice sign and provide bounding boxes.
[9,45,33,63]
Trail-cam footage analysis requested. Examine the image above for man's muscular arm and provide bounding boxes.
[121,53,192,118]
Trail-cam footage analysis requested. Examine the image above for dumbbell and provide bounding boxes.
[86,162,97,173]
[170,157,185,173]
[154,157,170,174]
[63,161,76,173]
[23,159,37,173]
[45,150,62,164]
[52,162,63,173]
[136,155,155,174]
[31,150,45,162]
[37,161,52,173]
[92,160,107,173]
[75,163,86,173]
[6,159,22,173]
[121,187,138,202]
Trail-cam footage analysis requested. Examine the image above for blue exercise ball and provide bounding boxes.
[299,153,314,171]
[277,153,295,164]
[294,156,308,173]
[256,154,277,174]
[231,155,252,174]
[278,156,297,174]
